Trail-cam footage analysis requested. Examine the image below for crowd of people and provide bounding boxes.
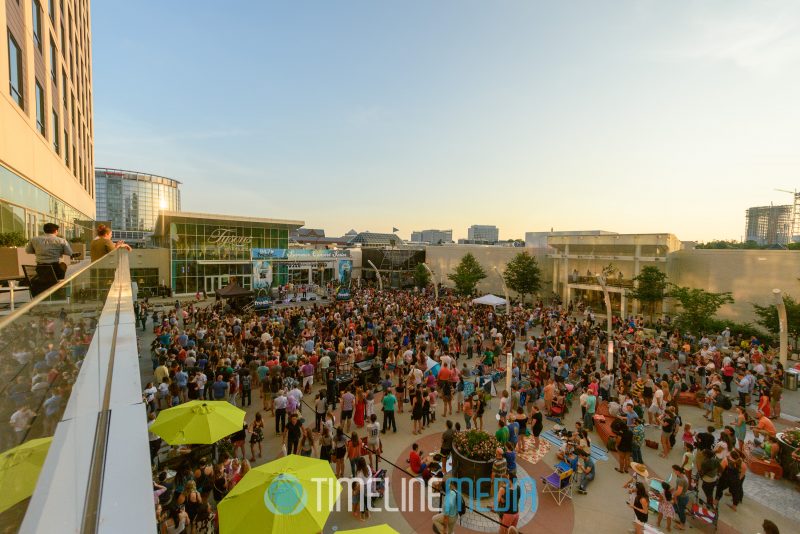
[142,286,793,534]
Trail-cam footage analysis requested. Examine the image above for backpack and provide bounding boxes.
[456,491,466,516]
[241,374,252,390]
[718,395,732,410]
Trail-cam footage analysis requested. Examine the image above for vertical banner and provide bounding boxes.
[336,259,353,300]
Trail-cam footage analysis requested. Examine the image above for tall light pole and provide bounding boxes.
[597,275,614,371]
[493,265,513,393]
[422,263,438,300]
[773,289,788,368]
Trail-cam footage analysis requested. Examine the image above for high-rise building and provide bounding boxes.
[744,204,794,246]
[95,168,181,245]
[1,0,95,239]
[410,229,452,244]
[467,224,499,244]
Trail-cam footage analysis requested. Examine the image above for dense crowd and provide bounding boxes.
[142,287,792,534]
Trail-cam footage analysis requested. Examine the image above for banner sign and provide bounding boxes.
[251,248,350,261]
[335,258,353,300]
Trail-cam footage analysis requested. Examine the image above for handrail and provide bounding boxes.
[18,249,156,534]
[0,249,119,328]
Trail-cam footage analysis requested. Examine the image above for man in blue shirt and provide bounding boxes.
[212,375,229,401]
[175,367,189,403]
[432,480,459,534]
[504,442,518,480]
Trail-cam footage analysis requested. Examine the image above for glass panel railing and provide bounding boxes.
[0,251,119,533]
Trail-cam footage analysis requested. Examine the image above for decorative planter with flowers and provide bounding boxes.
[452,430,500,495]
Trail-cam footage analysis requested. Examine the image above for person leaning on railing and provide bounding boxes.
[90,224,131,262]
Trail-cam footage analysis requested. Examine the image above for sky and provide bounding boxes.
[91,1,800,242]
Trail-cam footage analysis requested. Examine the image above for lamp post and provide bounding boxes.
[773,289,788,368]
[596,275,614,371]
[493,266,513,392]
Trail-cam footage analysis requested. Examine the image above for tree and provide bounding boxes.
[503,251,541,304]
[413,263,431,289]
[448,253,486,296]
[668,285,734,334]
[753,295,800,348]
[628,266,669,322]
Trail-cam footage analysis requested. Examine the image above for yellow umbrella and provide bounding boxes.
[338,526,401,534]
[0,437,53,513]
[149,401,245,445]
[219,455,341,534]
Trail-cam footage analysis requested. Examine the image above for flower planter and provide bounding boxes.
[452,444,495,495]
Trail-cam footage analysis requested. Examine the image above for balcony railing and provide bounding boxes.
[0,250,153,533]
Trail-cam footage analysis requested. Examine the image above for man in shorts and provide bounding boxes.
[341,387,355,433]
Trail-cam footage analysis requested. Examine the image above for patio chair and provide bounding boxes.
[22,264,59,297]
[541,467,573,505]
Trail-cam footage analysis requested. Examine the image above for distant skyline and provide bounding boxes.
[92,1,800,242]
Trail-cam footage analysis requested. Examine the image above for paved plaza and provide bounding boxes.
[139,299,800,534]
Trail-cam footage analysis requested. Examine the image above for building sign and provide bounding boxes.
[251,248,350,260]
[208,228,253,247]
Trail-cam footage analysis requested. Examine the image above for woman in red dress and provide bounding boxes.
[354,388,366,428]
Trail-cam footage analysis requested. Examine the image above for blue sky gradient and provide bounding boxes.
[92,1,800,241]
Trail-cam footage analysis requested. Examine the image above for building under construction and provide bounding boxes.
[744,203,795,245]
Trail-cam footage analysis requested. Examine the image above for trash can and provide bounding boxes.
[785,370,799,391]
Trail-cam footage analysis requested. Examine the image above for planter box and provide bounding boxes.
[0,247,37,278]
[452,444,495,495]
[70,243,86,261]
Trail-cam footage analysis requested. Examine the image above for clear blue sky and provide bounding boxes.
[91,1,800,242]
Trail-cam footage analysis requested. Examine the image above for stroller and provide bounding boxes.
[370,469,387,505]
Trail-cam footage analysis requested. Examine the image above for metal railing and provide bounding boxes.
[0,250,154,533]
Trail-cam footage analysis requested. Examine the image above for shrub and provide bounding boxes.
[452,430,500,461]
[0,232,28,247]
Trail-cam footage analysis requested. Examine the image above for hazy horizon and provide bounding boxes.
[92,1,800,242]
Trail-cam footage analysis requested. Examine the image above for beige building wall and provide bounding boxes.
[424,245,553,298]
[666,250,800,324]
[1,0,95,218]
[129,248,170,287]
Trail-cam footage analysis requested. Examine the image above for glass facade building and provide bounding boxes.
[0,162,91,240]
[152,212,303,295]
[95,168,181,244]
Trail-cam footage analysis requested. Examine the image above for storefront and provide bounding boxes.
[152,211,304,295]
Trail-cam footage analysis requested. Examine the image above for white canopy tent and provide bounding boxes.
[471,294,507,307]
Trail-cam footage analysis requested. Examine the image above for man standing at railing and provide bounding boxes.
[25,223,73,284]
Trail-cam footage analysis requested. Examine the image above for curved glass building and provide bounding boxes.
[95,168,181,244]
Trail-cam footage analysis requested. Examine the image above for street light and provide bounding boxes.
[596,275,614,371]
[773,289,788,368]
[493,265,513,392]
